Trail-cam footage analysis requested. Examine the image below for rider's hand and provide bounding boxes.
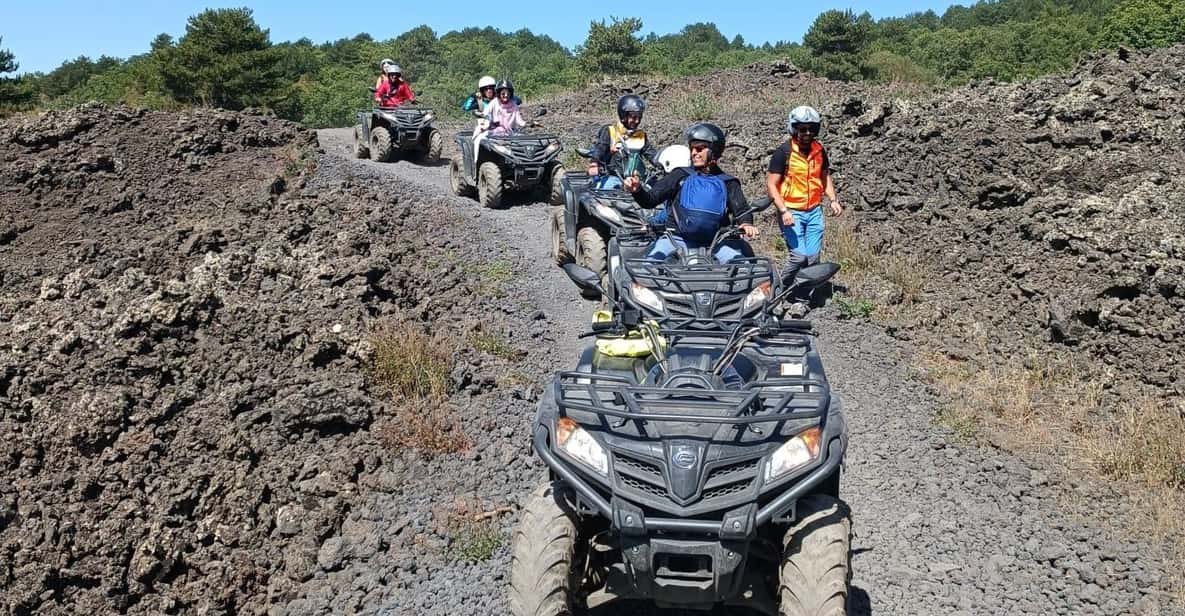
[780,209,795,226]
[586,162,599,176]
[740,224,759,239]
[623,176,641,193]
[829,199,844,216]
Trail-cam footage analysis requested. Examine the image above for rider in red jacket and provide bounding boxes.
[375,64,415,107]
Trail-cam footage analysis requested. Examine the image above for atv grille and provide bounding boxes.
[616,453,663,479]
[702,478,753,501]
[486,135,561,165]
[707,458,760,482]
[620,474,667,498]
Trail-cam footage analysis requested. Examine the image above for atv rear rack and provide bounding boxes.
[624,257,775,293]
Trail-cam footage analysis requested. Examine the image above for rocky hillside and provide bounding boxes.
[532,45,1185,399]
[0,104,547,614]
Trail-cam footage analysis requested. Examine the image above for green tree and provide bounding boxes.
[0,37,16,75]
[577,17,643,76]
[1,36,36,111]
[39,55,121,98]
[157,7,284,109]
[1101,0,1185,48]
[803,9,874,80]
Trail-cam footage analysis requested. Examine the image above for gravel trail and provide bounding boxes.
[318,127,1178,616]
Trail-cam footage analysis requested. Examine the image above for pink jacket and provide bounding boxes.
[486,100,526,136]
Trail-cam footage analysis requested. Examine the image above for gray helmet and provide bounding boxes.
[685,122,726,160]
[617,94,646,123]
[787,105,822,132]
[386,64,402,76]
[496,78,514,97]
[380,58,395,71]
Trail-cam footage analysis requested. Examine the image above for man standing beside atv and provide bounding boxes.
[623,122,759,262]
[374,64,415,107]
[587,95,659,190]
[767,105,844,283]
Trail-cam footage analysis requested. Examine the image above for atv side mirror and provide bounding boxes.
[535,107,548,118]
[576,147,594,159]
[562,263,604,295]
[793,263,840,289]
[368,87,377,94]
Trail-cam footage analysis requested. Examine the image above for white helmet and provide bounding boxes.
[380,58,395,71]
[387,64,402,75]
[787,105,822,131]
[478,75,496,89]
[657,145,691,172]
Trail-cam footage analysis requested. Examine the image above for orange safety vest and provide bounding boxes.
[778,139,827,211]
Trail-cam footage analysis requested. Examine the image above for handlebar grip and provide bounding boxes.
[591,321,614,332]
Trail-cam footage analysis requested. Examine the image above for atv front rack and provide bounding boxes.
[554,371,828,426]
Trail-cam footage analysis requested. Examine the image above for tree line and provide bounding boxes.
[1,0,1183,124]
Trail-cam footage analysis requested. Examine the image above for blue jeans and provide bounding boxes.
[778,206,824,257]
[590,175,623,190]
[645,235,746,264]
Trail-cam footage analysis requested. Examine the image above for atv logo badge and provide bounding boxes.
[671,447,698,469]
[694,292,712,306]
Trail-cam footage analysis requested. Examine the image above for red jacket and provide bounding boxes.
[375,80,414,107]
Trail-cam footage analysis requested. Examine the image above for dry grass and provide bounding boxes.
[669,91,721,121]
[432,497,509,562]
[921,348,1185,586]
[821,215,925,312]
[369,320,470,455]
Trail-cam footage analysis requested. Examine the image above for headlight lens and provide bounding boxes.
[544,142,561,154]
[594,201,623,224]
[742,281,772,313]
[556,417,608,475]
[631,282,664,312]
[765,427,822,481]
[423,112,434,123]
[491,143,511,156]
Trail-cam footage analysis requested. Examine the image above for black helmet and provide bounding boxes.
[617,94,646,123]
[496,78,514,96]
[685,122,726,160]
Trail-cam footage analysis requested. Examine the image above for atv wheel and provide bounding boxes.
[575,226,607,299]
[550,209,572,266]
[478,162,503,209]
[450,159,476,199]
[509,482,582,616]
[548,164,566,206]
[778,494,852,616]
[370,126,393,162]
[353,126,369,159]
[422,129,443,164]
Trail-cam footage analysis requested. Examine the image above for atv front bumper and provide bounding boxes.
[534,425,844,607]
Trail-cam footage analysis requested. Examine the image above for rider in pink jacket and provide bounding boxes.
[486,79,526,136]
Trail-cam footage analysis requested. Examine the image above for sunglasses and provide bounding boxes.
[481,86,495,92]
[689,142,711,152]
[795,124,820,133]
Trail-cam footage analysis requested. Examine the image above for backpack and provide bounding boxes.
[673,168,732,246]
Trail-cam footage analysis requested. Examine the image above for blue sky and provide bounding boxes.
[2,0,963,75]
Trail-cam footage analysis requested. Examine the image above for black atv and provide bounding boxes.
[551,139,668,299]
[353,103,442,164]
[510,261,850,616]
[599,197,782,321]
[449,112,564,209]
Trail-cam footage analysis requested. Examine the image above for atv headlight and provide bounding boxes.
[631,282,664,312]
[765,427,822,482]
[543,142,561,154]
[490,143,512,156]
[742,281,772,313]
[594,201,623,225]
[556,417,608,475]
[422,112,434,123]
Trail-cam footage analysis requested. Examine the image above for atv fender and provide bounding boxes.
[356,112,373,143]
